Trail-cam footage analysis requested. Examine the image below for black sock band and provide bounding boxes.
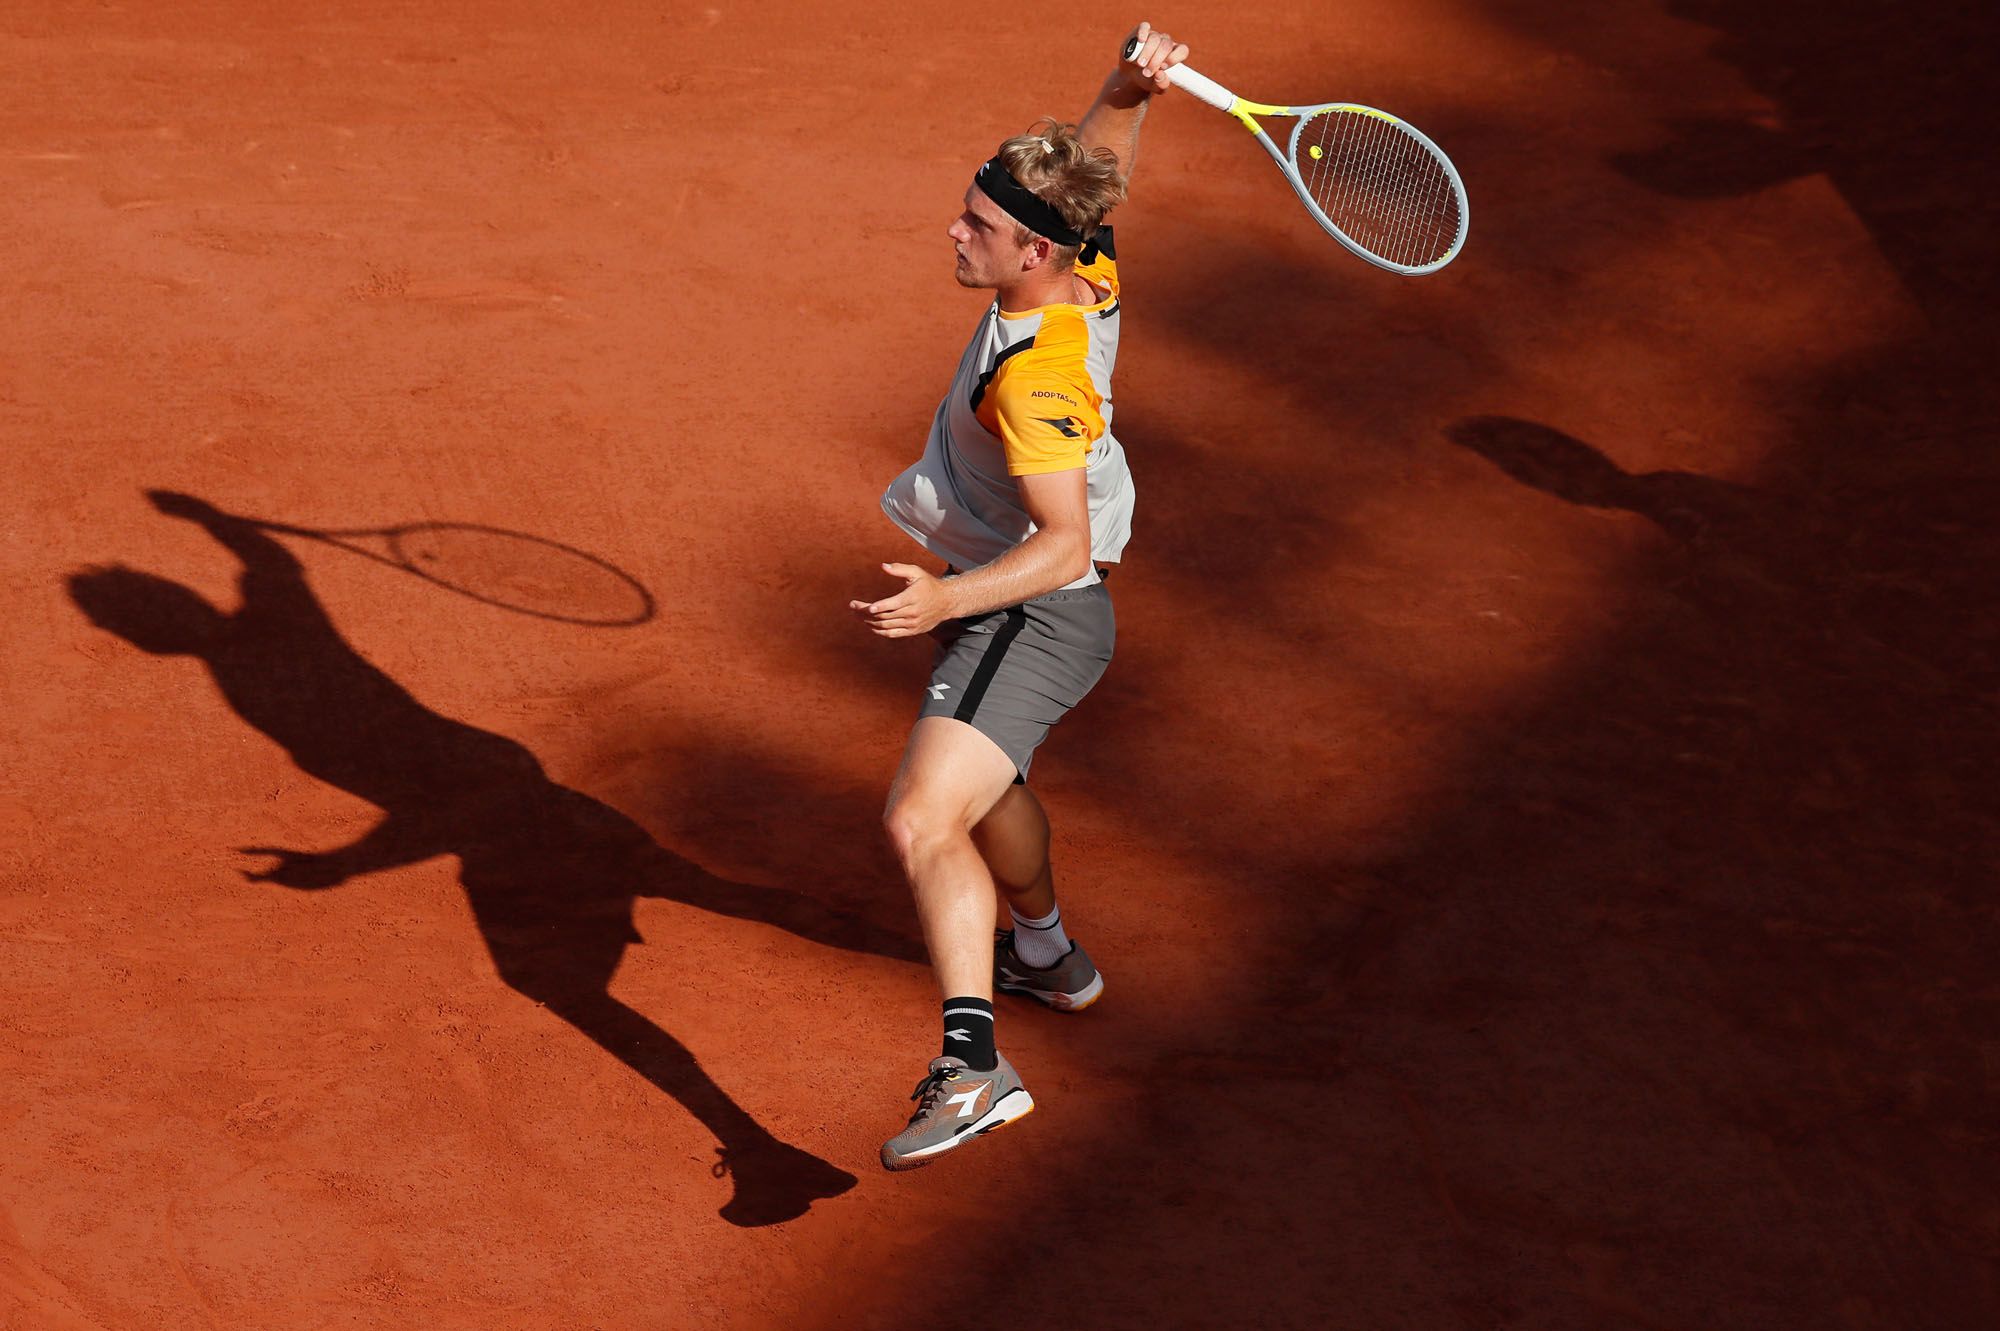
[942,997,996,1071]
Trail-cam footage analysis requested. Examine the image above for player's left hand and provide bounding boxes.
[849,563,955,638]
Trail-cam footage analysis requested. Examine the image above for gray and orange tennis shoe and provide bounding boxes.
[995,931,1105,1011]
[880,1053,1035,1171]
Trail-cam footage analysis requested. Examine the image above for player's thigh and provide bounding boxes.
[885,715,1020,837]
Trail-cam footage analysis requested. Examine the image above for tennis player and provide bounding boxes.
[851,22,1187,1170]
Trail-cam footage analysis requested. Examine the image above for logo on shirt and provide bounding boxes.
[1030,390,1079,405]
[1035,415,1088,439]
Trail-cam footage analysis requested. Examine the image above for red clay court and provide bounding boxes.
[4,2,1995,1328]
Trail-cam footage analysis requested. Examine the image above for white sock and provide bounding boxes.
[1009,903,1071,969]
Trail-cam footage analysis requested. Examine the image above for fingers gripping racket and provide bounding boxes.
[1128,41,1469,275]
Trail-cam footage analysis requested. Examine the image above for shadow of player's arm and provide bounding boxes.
[149,489,303,576]
[145,489,345,636]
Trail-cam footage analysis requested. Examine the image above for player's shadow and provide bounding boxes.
[1443,413,1979,688]
[1602,0,1996,327]
[1446,413,1767,545]
[67,489,925,1228]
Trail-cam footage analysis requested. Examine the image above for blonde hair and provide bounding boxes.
[995,119,1126,270]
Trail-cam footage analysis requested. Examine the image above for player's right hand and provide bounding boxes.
[1120,21,1188,94]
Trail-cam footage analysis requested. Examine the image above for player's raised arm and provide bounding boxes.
[1078,21,1188,183]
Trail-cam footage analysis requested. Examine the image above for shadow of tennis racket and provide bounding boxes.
[239,509,656,628]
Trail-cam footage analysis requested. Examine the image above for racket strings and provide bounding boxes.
[1297,110,1461,270]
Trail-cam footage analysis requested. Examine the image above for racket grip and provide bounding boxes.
[1122,40,1237,113]
[1162,63,1240,112]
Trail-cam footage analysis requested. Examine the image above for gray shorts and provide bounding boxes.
[918,580,1116,779]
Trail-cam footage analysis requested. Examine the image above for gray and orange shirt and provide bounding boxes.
[881,231,1133,589]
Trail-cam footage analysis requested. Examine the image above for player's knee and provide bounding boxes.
[882,796,956,867]
[881,798,925,862]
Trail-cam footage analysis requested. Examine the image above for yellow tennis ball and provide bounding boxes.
[1308,145,1324,160]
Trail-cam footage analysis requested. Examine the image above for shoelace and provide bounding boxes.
[904,1066,963,1125]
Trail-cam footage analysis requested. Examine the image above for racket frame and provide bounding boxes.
[1148,57,1469,275]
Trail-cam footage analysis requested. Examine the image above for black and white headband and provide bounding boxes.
[973,157,1089,247]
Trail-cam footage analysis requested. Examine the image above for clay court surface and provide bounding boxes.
[4,1,1996,1327]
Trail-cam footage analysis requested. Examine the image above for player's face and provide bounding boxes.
[948,187,1031,289]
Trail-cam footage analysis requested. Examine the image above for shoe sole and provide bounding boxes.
[879,1088,1036,1172]
[997,968,1104,1012]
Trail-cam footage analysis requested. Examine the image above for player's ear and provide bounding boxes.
[1022,235,1053,272]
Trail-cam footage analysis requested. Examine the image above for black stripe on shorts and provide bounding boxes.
[954,606,1028,723]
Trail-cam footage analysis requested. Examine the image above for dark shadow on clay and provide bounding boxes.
[68,489,926,1228]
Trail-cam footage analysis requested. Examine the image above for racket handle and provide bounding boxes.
[1162,63,1240,112]
[1121,38,1237,113]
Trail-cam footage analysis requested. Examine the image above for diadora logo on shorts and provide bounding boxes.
[927,682,952,701]
[1035,415,1087,438]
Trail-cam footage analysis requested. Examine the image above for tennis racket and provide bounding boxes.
[1128,40,1469,275]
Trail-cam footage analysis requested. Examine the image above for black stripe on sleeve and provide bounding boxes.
[968,336,1038,412]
